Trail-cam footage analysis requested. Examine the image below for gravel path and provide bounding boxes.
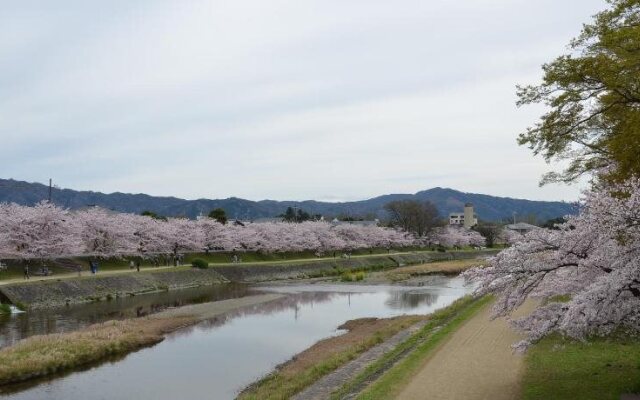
[396,299,537,400]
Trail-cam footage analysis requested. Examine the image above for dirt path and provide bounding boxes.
[396,299,537,400]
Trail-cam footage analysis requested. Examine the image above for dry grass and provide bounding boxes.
[239,315,424,400]
[0,316,195,385]
[386,259,487,281]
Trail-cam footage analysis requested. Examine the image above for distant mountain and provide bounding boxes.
[0,178,576,223]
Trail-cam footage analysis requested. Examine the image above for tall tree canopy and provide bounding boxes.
[384,200,440,237]
[517,0,640,184]
[208,208,228,225]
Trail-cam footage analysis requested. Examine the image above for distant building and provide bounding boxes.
[449,203,478,229]
[251,217,283,223]
[505,222,538,234]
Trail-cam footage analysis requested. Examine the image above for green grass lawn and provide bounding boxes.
[523,334,640,400]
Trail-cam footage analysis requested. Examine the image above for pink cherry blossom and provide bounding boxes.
[464,177,640,349]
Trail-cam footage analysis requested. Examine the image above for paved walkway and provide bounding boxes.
[396,300,537,400]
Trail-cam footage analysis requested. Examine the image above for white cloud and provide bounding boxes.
[0,0,605,202]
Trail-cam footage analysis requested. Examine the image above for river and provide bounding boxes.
[0,276,472,399]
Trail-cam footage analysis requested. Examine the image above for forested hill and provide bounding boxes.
[0,178,576,222]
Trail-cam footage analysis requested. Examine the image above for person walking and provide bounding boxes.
[136,260,141,272]
[23,265,30,280]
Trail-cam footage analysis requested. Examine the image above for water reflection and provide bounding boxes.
[385,290,439,309]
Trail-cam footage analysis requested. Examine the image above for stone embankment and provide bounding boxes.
[0,250,498,309]
[0,268,228,309]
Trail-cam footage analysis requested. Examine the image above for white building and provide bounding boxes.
[449,203,478,229]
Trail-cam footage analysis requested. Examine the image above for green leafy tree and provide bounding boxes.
[517,0,640,184]
[473,224,502,248]
[141,210,167,221]
[208,208,228,225]
[280,207,311,223]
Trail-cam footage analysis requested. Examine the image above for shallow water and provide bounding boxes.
[0,276,471,400]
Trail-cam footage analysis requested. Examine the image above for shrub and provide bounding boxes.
[341,271,365,282]
[341,272,354,282]
[0,304,10,314]
[191,258,209,269]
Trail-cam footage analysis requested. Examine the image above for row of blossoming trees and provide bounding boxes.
[0,202,485,261]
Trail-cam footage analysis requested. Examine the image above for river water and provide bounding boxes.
[0,283,253,349]
[0,276,471,400]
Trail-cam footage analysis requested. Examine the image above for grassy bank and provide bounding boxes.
[333,295,492,400]
[0,316,195,385]
[385,258,488,281]
[523,334,640,400]
[238,315,425,400]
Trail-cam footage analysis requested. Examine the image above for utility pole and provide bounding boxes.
[512,211,517,224]
[48,178,52,203]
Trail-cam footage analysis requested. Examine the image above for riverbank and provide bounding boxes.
[0,247,450,280]
[0,293,283,387]
[0,249,498,309]
[238,315,425,400]
[0,267,229,309]
[237,294,487,400]
[328,295,492,399]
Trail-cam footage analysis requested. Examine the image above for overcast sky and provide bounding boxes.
[1,0,605,202]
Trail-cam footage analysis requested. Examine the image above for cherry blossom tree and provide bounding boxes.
[464,177,640,350]
[75,207,137,256]
[499,228,525,245]
[432,226,486,248]
[0,202,81,261]
[165,217,205,255]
